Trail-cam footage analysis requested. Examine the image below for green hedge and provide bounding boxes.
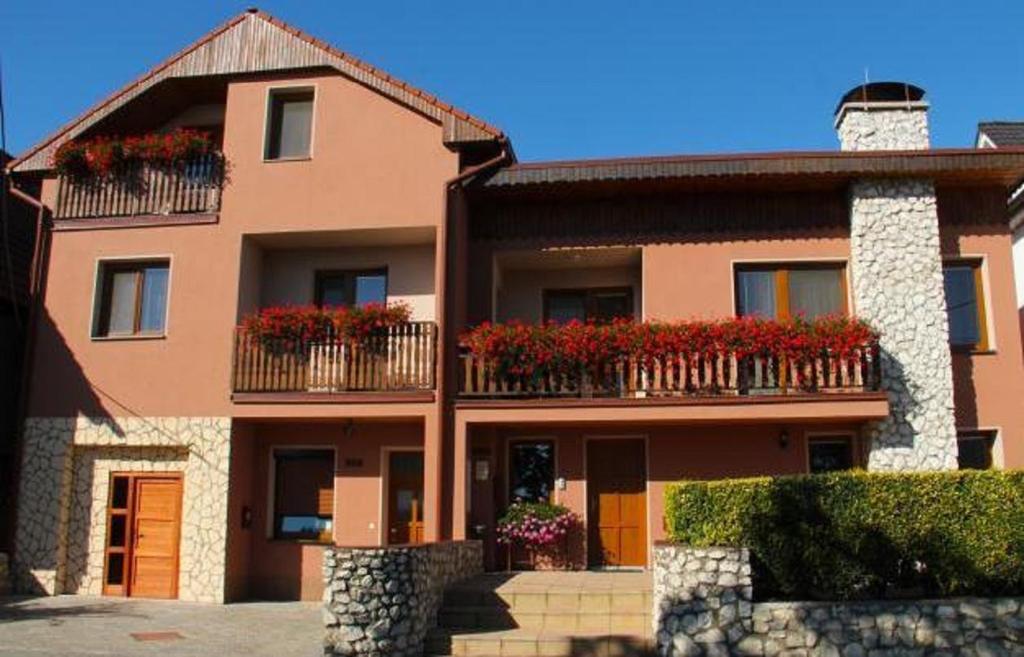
[665,470,1024,600]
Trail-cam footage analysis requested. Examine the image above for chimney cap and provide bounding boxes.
[834,82,926,116]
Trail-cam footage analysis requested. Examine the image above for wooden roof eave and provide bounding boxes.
[11,10,502,173]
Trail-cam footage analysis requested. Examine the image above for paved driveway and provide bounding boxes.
[0,596,322,657]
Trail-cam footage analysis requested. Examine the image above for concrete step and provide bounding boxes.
[426,628,657,657]
[439,606,651,634]
[442,588,652,615]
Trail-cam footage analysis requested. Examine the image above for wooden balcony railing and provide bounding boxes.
[458,344,881,399]
[54,152,225,220]
[232,322,437,394]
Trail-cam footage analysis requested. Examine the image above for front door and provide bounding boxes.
[387,451,424,545]
[587,439,647,568]
[103,473,183,598]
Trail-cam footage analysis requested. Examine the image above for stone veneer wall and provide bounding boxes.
[13,417,230,602]
[323,541,483,657]
[836,105,930,151]
[849,179,959,471]
[654,544,1024,657]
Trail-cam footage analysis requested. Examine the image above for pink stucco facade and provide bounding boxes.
[11,10,1024,602]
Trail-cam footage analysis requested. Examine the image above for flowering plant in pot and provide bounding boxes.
[460,315,879,391]
[53,128,216,179]
[496,502,579,570]
[239,302,412,351]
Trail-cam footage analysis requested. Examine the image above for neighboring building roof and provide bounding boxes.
[478,148,1024,191]
[977,122,1024,148]
[9,9,503,173]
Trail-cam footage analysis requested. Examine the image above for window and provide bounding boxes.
[957,431,996,470]
[314,269,388,308]
[543,287,633,324]
[273,449,334,541]
[94,260,170,337]
[509,440,555,504]
[808,436,854,473]
[943,261,989,351]
[265,88,314,160]
[735,264,846,319]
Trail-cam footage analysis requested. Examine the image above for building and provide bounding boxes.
[976,121,1024,350]
[0,150,43,558]
[6,10,1024,605]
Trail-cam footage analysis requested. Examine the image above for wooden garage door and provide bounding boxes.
[587,439,647,568]
[103,473,182,599]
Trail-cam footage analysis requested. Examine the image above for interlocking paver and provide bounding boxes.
[0,595,321,657]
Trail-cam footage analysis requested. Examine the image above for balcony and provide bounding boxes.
[232,321,437,396]
[457,318,882,402]
[459,346,880,398]
[54,152,225,220]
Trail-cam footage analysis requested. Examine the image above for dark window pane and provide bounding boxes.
[139,265,169,333]
[111,477,129,509]
[545,292,586,324]
[944,266,980,347]
[106,553,124,586]
[788,268,843,319]
[509,441,554,503]
[809,440,853,473]
[736,270,777,318]
[591,290,633,322]
[957,433,994,470]
[354,274,387,307]
[318,275,349,307]
[267,91,313,159]
[109,515,126,548]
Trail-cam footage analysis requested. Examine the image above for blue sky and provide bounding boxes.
[2,1,1023,161]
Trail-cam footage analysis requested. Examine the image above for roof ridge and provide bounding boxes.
[502,147,1024,171]
[10,9,501,171]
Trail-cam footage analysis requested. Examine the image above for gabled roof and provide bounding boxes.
[976,122,1024,148]
[10,8,503,172]
[478,148,1024,191]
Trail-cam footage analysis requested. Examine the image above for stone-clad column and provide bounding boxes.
[849,179,958,470]
[835,83,958,471]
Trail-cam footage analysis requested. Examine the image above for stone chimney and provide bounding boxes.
[837,82,958,471]
[834,82,929,150]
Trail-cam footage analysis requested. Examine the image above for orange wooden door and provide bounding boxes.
[387,451,424,545]
[587,439,647,568]
[129,477,182,599]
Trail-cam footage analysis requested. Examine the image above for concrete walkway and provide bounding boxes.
[0,595,322,657]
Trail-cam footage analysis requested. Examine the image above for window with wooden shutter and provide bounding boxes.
[273,449,334,542]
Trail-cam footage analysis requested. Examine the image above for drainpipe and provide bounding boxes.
[432,138,512,542]
[4,180,50,557]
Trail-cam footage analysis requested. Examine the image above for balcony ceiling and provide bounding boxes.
[495,246,641,271]
[247,226,435,249]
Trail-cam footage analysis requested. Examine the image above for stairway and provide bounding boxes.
[427,571,655,657]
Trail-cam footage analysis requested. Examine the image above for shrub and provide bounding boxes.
[665,470,1024,600]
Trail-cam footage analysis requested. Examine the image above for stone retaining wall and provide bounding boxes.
[323,541,483,657]
[654,544,1024,657]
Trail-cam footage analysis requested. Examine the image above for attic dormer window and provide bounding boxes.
[265,87,314,160]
